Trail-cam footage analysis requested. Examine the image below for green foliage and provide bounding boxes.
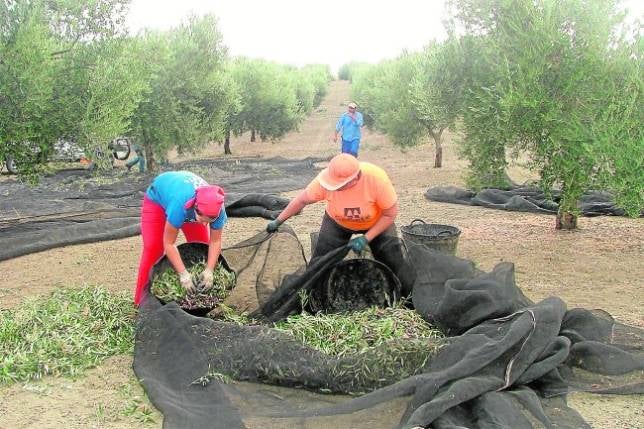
[448,0,643,217]
[41,0,130,42]
[0,286,135,384]
[150,261,236,309]
[191,364,233,387]
[347,62,380,128]
[338,63,351,80]
[460,83,512,190]
[129,14,233,167]
[367,55,428,147]
[410,39,470,144]
[119,379,158,424]
[337,62,370,82]
[52,37,149,169]
[589,40,643,216]
[274,305,443,357]
[227,58,303,142]
[274,305,445,394]
[1,3,329,168]
[350,45,465,167]
[0,0,143,177]
[288,68,316,115]
[0,2,60,177]
[301,64,333,106]
[432,30,514,188]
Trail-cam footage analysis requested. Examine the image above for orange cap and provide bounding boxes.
[317,154,360,190]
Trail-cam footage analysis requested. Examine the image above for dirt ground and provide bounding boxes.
[1,81,642,428]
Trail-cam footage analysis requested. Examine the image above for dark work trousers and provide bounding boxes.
[311,213,416,296]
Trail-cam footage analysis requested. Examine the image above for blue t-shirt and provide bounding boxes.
[146,171,227,230]
[336,112,364,142]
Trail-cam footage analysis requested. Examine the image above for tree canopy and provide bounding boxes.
[447,0,643,225]
[1,4,330,175]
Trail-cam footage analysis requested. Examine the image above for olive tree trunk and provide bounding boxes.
[224,129,232,155]
[555,187,581,230]
[556,210,578,230]
[143,131,156,171]
[429,128,444,168]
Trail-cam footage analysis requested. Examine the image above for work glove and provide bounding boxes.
[200,268,214,289]
[348,235,368,255]
[266,219,283,233]
[178,270,195,293]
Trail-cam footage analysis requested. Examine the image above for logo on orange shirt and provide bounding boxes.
[344,207,362,219]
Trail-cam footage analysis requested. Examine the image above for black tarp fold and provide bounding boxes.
[133,234,643,428]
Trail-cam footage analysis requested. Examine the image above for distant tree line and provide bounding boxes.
[0,0,332,175]
[340,0,642,228]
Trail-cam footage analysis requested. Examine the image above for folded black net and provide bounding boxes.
[134,230,643,429]
[425,185,640,217]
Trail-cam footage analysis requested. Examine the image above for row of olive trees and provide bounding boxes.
[0,0,332,175]
[343,0,642,228]
[222,60,331,154]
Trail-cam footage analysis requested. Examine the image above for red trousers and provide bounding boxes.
[134,195,210,305]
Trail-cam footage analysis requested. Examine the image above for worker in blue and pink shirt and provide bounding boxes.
[333,101,364,157]
[134,171,227,305]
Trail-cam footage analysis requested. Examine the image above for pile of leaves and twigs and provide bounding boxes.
[0,287,135,384]
[150,261,236,311]
[219,305,447,394]
[274,305,443,356]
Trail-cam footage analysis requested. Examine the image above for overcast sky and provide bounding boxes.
[126,0,643,73]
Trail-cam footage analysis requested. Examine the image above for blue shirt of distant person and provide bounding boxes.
[334,102,364,157]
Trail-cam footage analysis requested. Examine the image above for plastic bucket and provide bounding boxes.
[401,219,461,255]
[149,242,233,316]
[311,258,401,313]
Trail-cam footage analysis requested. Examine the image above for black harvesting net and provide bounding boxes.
[134,229,643,429]
[0,156,324,261]
[425,185,639,217]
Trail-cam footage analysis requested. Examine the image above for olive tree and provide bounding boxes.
[448,0,642,227]
[0,0,137,177]
[301,64,333,106]
[129,14,233,168]
[452,35,513,189]
[52,38,148,169]
[224,59,302,154]
[0,2,59,177]
[352,55,427,153]
[346,62,379,128]
[408,39,470,167]
[338,61,370,82]
[351,48,464,168]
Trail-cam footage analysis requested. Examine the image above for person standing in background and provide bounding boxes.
[126,142,146,173]
[333,102,364,157]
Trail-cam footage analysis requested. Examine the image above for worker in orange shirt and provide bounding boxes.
[266,153,413,295]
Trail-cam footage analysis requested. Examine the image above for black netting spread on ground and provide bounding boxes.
[134,232,643,429]
[425,185,638,217]
[0,156,324,261]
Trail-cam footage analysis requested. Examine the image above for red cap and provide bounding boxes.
[184,185,225,217]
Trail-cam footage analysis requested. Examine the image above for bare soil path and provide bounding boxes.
[1,81,642,428]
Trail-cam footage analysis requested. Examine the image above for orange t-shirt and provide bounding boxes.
[306,162,397,231]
